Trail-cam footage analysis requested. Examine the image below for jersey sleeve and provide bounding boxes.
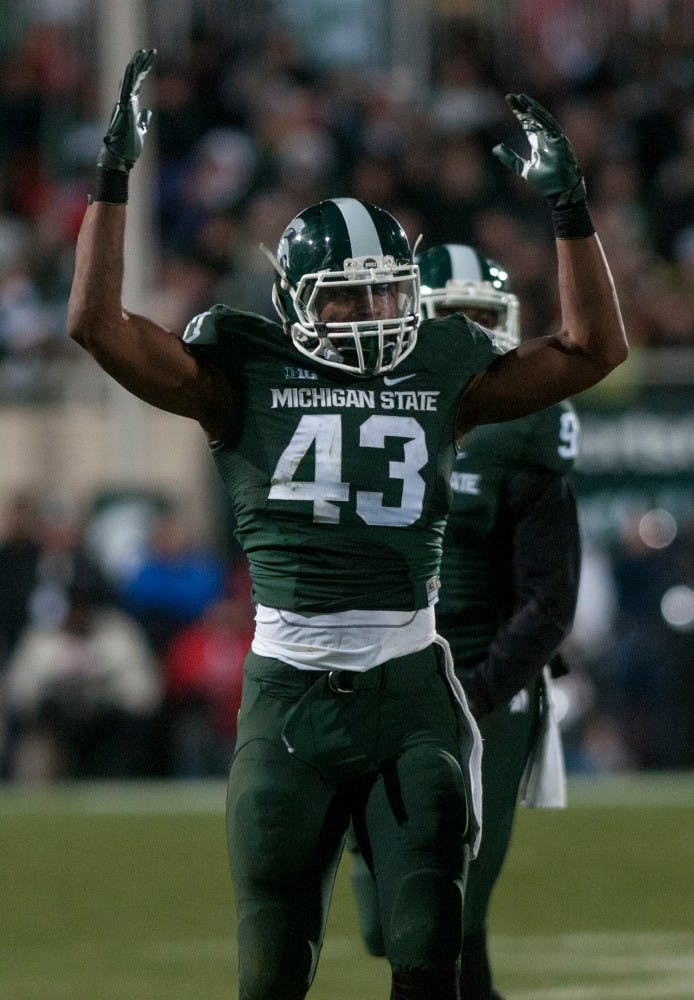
[182,304,282,371]
[464,468,581,715]
[419,314,501,389]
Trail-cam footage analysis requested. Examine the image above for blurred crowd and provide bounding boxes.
[0,489,253,781]
[1,2,693,401]
[560,510,694,773]
[1,4,693,780]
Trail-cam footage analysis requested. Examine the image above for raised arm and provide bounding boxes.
[67,50,234,441]
[456,94,628,438]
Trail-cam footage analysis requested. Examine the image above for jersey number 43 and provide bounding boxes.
[268,414,428,526]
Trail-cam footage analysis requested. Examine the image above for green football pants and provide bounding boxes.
[463,674,541,932]
[227,644,475,1000]
[349,674,541,954]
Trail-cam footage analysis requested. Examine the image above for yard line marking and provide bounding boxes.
[493,930,694,950]
[492,931,694,1000]
[508,978,694,999]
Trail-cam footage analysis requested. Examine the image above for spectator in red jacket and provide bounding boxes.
[163,593,254,777]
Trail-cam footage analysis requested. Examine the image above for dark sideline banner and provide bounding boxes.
[572,371,694,541]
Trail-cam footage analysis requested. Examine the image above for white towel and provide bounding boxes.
[519,666,567,809]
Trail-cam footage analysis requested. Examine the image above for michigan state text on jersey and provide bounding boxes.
[183,305,498,614]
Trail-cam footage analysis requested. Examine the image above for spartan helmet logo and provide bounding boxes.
[277,220,305,273]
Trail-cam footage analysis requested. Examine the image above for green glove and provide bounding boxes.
[97,48,156,173]
[492,93,586,207]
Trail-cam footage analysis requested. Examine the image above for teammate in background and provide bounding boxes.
[67,51,625,1000]
[349,244,581,1000]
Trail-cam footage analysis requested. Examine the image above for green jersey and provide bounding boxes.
[183,306,497,613]
[436,401,580,664]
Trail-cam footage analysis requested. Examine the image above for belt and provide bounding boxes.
[325,646,437,694]
[326,668,382,694]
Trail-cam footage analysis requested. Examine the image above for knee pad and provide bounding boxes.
[388,869,464,969]
[376,747,467,969]
[389,745,467,843]
[237,909,315,1000]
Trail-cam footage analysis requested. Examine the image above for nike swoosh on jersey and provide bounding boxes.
[383,373,417,386]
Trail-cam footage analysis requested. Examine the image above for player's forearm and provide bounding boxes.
[464,470,580,714]
[67,204,171,382]
[455,246,627,436]
[554,233,627,372]
[69,49,160,357]
[67,201,129,348]
[479,90,628,418]
[67,202,215,420]
[475,605,571,710]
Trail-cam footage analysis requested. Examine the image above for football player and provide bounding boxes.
[348,244,581,1000]
[67,51,626,1000]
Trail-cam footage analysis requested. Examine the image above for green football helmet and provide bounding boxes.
[417,244,520,352]
[267,198,420,376]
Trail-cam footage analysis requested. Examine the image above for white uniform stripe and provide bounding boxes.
[445,243,483,281]
[333,198,382,255]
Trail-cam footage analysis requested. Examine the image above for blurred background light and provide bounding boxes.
[638,508,678,549]
[661,585,694,631]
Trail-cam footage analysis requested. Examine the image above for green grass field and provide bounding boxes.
[2,774,694,1000]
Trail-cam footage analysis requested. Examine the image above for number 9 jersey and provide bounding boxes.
[183,304,499,614]
[436,398,580,664]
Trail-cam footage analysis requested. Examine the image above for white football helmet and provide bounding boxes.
[417,243,520,352]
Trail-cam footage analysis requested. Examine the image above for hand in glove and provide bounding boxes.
[493,93,594,237]
[92,49,156,204]
[98,48,156,172]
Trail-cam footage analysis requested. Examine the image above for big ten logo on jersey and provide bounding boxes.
[284,366,318,380]
[450,470,481,495]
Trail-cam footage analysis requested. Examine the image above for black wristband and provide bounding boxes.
[550,200,595,239]
[90,166,129,205]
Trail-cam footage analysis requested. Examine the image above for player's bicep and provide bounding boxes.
[456,335,603,436]
[87,309,236,432]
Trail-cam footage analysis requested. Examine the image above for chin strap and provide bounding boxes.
[259,242,287,282]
